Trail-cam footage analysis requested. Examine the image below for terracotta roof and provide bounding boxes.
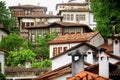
[26,21,92,31]
[50,21,90,27]
[34,62,91,80]
[9,4,47,9]
[59,8,90,12]
[0,49,8,55]
[0,27,10,34]
[101,42,113,52]
[49,32,99,44]
[34,61,120,80]
[18,14,62,18]
[67,71,112,80]
[56,2,88,6]
[56,2,88,9]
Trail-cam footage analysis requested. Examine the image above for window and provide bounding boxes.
[63,47,67,52]
[32,34,35,43]
[31,22,34,26]
[26,22,29,27]
[58,47,62,54]
[79,14,85,20]
[22,22,25,29]
[63,14,66,20]
[71,14,74,21]
[67,14,70,20]
[76,14,85,21]
[53,47,57,56]
[76,14,79,21]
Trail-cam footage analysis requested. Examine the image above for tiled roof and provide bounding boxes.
[34,62,91,80]
[34,61,120,80]
[101,42,113,52]
[50,21,90,27]
[49,32,98,44]
[67,71,112,80]
[26,21,92,31]
[56,2,88,9]
[0,49,8,54]
[59,8,90,12]
[0,27,10,34]
[18,14,62,18]
[9,4,47,9]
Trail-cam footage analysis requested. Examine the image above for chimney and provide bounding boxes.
[49,11,53,15]
[86,49,95,64]
[113,38,120,56]
[68,50,84,75]
[107,38,113,46]
[98,48,109,78]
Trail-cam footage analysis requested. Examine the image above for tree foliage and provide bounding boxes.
[29,31,57,60]
[0,72,6,80]
[91,0,120,39]
[0,33,23,51]
[6,49,36,66]
[0,1,18,33]
[31,59,52,68]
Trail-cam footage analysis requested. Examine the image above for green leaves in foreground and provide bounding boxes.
[7,49,36,67]
[31,59,52,68]
[0,33,23,51]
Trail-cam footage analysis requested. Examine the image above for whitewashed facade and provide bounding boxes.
[56,0,96,29]
[0,50,6,74]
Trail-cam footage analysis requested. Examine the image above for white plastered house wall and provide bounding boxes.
[50,33,104,70]
[61,12,89,26]
[0,51,5,74]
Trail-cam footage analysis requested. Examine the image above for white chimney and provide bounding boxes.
[113,38,120,56]
[107,38,113,46]
[68,50,84,75]
[99,48,109,78]
[86,49,94,64]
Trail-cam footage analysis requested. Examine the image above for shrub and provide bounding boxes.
[31,59,52,68]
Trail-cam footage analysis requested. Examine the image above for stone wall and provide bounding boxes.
[5,67,51,77]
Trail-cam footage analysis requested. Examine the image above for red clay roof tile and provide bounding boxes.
[67,71,112,80]
[49,32,99,44]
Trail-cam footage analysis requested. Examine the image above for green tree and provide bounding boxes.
[0,72,6,80]
[29,31,57,60]
[7,49,36,66]
[31,59,51,68]
[0,33,23,51]
[91,0,120,39]
[0,1,18,33]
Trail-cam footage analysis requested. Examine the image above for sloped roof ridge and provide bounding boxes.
[49,32,99,44]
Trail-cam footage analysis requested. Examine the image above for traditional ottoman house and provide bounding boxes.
[34,41,120,80]
[34,30,120,80]
[18,14,62,39]
[56,0,96,29]
[26,21,92,42]
[9,4,47,17]
[9,4,47,39]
